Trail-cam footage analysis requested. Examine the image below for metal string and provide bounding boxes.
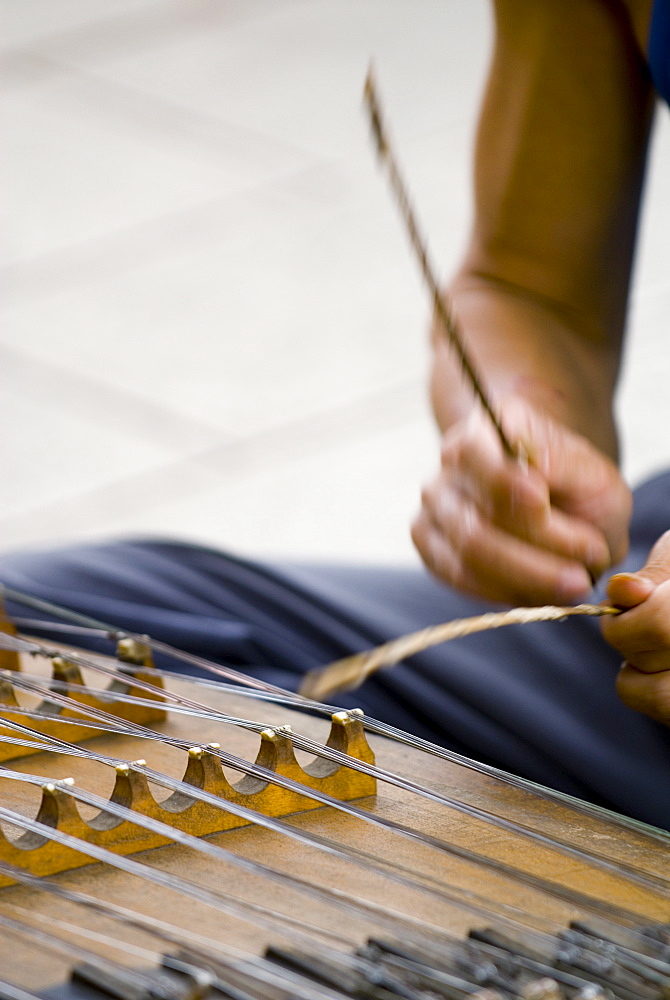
[3,656,668,900]
[0,907,220,999]
[0,795,475,945]
[6,590,667,848]
[3,902,163,965]
[0,717,626,937]
[363,67,517,458]
[0,719,574,935]
[4,588,670,861]
[0,586,287,695]
[0,981,42,1000]
[0,760,664,988]
[0,632,668,968]
[0,857,327,962]
[0,760,576,942]
[7,628,668,852]
[0,713,660,928]
[0,636,272,737]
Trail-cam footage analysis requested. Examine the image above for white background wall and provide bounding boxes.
[1,1,669,566]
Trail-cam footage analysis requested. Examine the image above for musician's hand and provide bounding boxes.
[602,534,670,726]
[411,397,631,606]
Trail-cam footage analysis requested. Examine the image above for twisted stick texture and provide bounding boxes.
[300,604,619,701]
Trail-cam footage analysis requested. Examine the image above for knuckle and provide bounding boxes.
[413,519,477,594]
[454,500,483,556]
[439,432,463,468]
[608,525,630,566]
[642,603,670,646]
[410,513,427,551]
[608,592,670,651]
[419,484,432,509]
[616,666,641,710]
[617,666,670,725]
[426,541,460,589]
[450,566,474,596]
[610,477,633,515]
[648,529,670,569]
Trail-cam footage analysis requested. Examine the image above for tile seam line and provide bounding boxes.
[0,0,310,78]
[0,381,428,531]
[2,49,317,166]
[0,343,233,449]
[0,162,345,301]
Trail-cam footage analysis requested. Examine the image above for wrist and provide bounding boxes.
[430,280,620,460]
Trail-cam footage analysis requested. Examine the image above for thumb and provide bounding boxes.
[606,530,670,609]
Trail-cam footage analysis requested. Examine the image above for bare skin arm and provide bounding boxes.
[413,0,670,725]
[432,0,655,449]
[413,0,655,605]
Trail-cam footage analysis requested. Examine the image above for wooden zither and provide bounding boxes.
[0,592,669,1000]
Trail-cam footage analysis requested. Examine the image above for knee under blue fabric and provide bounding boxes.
[1,471,669,829]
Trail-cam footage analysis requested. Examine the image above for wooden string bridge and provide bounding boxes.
[0,638,167,763]
[0,707,376,889]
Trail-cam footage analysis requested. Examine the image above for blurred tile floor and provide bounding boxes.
[2,1,670,567]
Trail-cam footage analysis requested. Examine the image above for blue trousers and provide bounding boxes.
[1,471,669,829]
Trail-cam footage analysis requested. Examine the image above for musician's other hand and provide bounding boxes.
[602,534,670,726]
[411,398,631,606]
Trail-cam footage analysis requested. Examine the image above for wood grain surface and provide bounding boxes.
[0,650,668,991]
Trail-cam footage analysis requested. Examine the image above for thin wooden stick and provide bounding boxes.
[364,67,518,458]
[300,603,619,701]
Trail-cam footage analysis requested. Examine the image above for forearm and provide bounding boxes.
[428,0,656,463]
